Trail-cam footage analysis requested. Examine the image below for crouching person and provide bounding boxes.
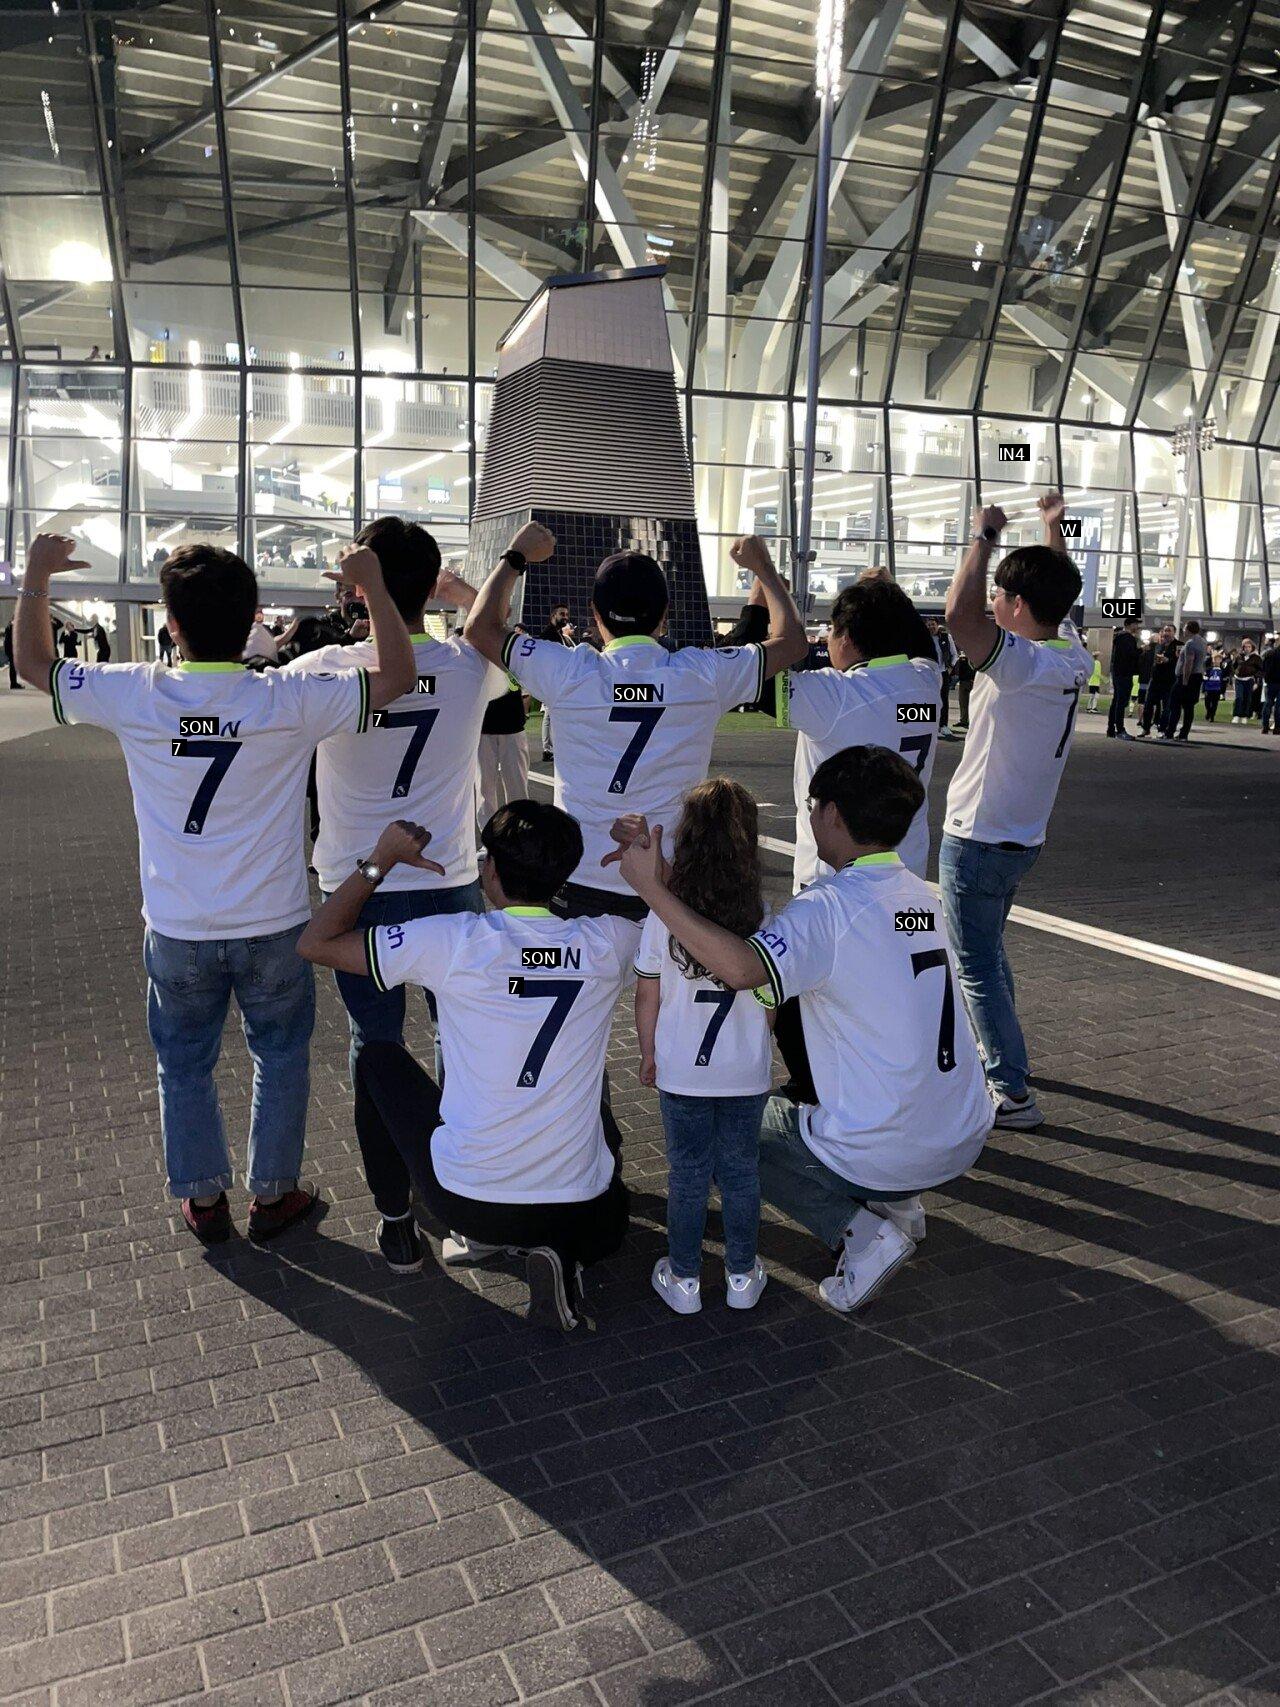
[618,745,993,1314]
[298,801,633,1331]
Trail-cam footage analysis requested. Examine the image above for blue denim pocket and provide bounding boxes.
[144,930,215,993]
[243,926,309,997]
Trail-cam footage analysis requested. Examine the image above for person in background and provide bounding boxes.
[1139,625,1178,736]
[298,803,635,1330]
[477,664,530,831]
[631,780,773,1317]
[1260,634,1280,734]
[1202,652,1224,722]
[953,650,975,731]
[3,621,23,689]
[156,624,176,666]
[1086,649,1102,712]
[1107,616,1141,740]
[1161,619,1208,742]
[14,533,415,1245]
[57,621,80,660]
[242,606,279,666]
[88,619,111,664]
[1232,638,1261,723]
[538,605,576,761]
[927,619,960,739]
[940,492,1088,1132]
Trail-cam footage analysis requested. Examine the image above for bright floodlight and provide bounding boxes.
[50,239,113,283]
[816,0,844,97]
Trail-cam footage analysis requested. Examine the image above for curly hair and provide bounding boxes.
[666,778,764,981]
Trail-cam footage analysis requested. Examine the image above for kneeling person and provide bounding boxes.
[618,746,993,1314]
[298,802,634,1331]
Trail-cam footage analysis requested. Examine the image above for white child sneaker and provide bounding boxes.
[726,1260,768,1310]
[819,1208,916,1314]
[652,1257,702,1314]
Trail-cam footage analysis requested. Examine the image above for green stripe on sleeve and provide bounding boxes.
[774,671,791,729]
[975,630,1005,673]
[365,924,387,992]
[752,983,778,1012]
[355,668,371,734]
[49,659,68,724]
[748,936,785,1009]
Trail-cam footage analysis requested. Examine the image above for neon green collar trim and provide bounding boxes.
[843,852,901,868]
[866,653,909,669]
[604,634,662,651]
[409,633,432,644]
[178,661,244,673]
[503,905,553,917]
[1044,638,1072,649]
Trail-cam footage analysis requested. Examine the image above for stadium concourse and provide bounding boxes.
[2,692,1278,1707]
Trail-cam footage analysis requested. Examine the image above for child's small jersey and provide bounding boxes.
[634,910,773,1098]
[748,854,991,1193]
[365,907,636,1202]
[51,658,368,939]
[945,630,1091,846]
[286,635,504,893]
[776,654,942,887]
[502,633,765,893]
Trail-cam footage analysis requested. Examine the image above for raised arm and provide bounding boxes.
[297,820,443,973]
[1039,489,1069,557]
[618,829,763,991]
[325,544,414,710]
[729,536,807,678]
[14,534,89,691]
[433,567,479,616]
[463,523,556,667]
[945,504,1005,666]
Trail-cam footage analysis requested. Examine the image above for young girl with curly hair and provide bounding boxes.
[632,778,774,1314]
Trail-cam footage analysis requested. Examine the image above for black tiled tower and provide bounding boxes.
[466,266,712,647]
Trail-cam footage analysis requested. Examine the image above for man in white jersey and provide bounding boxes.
[14,534,415,1244]
[941,492,1088,1131]
[298,801,634,1330]
[619,746,991,1313]
[464,528,806,922]
[284,515,505,1083]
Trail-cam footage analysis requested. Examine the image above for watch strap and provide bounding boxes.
[501,548,527,574]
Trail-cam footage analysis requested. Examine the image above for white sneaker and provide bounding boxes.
[441,1232,509,1266]
[652,1257,701,1314]
[873,1196,927,1243]
[992,1091,1045,1130]
[725,1260,768,1310]
[819,1209,915,1314]
[1232,716,1241,724]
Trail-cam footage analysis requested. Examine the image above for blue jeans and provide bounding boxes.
[757,1097,916,1249]
[333,881,483,1084]
[1234,680,1255,718]
[144,924,315,1199]
[938,833,1041,1101]
[658,1090,767,1277]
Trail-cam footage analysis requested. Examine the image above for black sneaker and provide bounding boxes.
[377,1214,423,1273]
[524,1247,579,1331]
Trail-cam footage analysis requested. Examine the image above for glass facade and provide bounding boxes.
[2,0,1278,620]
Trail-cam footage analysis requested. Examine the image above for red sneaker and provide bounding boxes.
[182,1193,232,1244]
[247,1183,319,1244]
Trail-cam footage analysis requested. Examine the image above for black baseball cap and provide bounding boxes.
[592,551,669,636]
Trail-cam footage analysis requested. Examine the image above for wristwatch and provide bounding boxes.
[978,526,1002,544]
[501,548,527,574]
[356,858,385,888]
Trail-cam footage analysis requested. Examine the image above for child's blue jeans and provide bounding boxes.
[658,1090,768,1278]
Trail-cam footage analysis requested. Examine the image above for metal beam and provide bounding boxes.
[1149,123,1218,395]
[1003,302,1177,429]
[1199,94,1280,219]
[412,209,544,298]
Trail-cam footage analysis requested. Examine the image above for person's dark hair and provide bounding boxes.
[808,745,924,848]
[355,515,441,625]
[1185,620,1200,635]
[830,577,933,661]
[160,545,258,660]
[666,779,765,981]
[993,545,1082,626]
[480,800,583,904]
[1123,616,1140,629]
[592,551,669,637]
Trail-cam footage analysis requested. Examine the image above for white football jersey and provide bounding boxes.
[945,631,1091,846]
[778,654,942,888]
[634,910,773,1098]
[286,635,504,893]
[748,855,992,1192]
[366,906,636,1202]
[503,634,765,893]
[51,658,368,939]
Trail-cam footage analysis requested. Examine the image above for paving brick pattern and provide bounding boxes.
[2,723,1279,1706]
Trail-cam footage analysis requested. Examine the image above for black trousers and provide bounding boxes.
[1166,675,1202,738]
[353,1041,630,1272]
[1141,679,1171,733]
[773,999,817,1106]
[1107,673,1133,736]
[1204,691,1221,721]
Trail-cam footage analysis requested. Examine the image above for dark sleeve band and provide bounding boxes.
[633,966,659,980]
[50,659,69,725]
[752,642,766,706]
[500,630,519,670]
[748,936,785,1009]
[365,924,387,992]
[974,630,1005,674]
[355,668,371,734]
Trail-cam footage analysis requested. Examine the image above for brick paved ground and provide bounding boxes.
[2,720,1279,1707]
